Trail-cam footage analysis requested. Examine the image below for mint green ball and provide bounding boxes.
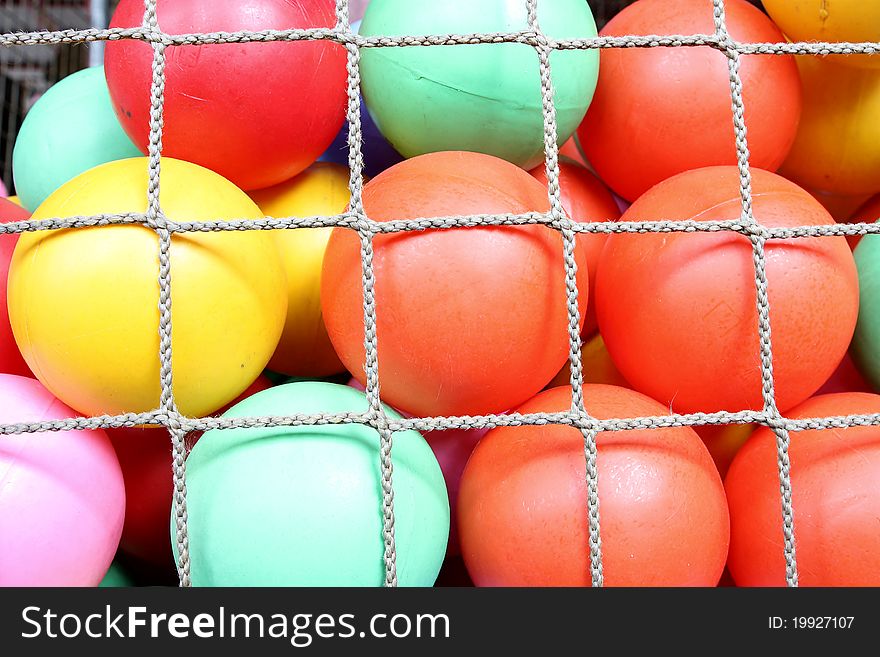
[853,231,880,391]
[99,561,134,588]
[12,66,142,211]
[360,0,599,170]
[177,382,449,586]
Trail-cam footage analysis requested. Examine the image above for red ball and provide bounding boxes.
[817,353,873,396]
[458,385,729,586]
[529,159,620,337]
[109,374,272,567]
[578,0,801,201]
[322,151,589,417]
[0,198,32,377]
[596,166,859,414]
[726,392,880,586]
[105,0,346,191]
[849,193,880,250]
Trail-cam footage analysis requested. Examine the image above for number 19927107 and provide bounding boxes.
[769,617,855,630]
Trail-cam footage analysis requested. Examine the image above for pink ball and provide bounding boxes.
[0,374,125,585]
[424,427,485,556]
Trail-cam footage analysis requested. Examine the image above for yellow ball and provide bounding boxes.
[763,0,880,69]
[249,162,351,377]
[779,56,880,196]
[6,196,22,207]
[548,333,628,389]
[8,158,287,417]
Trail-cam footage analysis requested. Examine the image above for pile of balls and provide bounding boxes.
[1,0,879,587]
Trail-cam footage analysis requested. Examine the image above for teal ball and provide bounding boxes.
[12,66,142,211]
[175,382,449,586]
[360,0,599,169]
[98,561,134,588]
[853,230,880,392]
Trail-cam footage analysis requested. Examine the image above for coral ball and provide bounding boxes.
[458,385,730,586]
[8,158,287,417]
[596,166,859,414]
[726,392,880,586]
[105,0,347,190]
[578,0,801,201]
[529,159,620,336]
[0,374,125,586]
[322,151,589,417]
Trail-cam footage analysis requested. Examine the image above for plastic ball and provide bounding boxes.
[109,375,272,569]
[249,163,349,377]
[360,0,599,170]
[0,374,125,586]
[779,56,880,197]
[423,427,486,557]
[0,197,32,377]
[319,96,405,179]
[322,151,589,417]
[578,0,801,202]
[847,193,880,250]
[596,166,859,414]
[105,0,347,191]
[547,332,629,390]
[458,384,729,586]
[345,375,485,557]
[318,20,404,179]
[12,67,140,212]
[8,158,287,417]
[179,381,449,586]
[807,189,873,230]
[695,424,753,479]
[6,196,22,208]
[99,561,135,588]
[727,392,880,586]
[559,136,588,168]
[108,425,172,570]
[530,159,620,336]
[762,0,880,69]
[853,233,880,391]
[817,353,873,395]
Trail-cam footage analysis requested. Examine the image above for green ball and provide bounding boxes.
[99,561,134,588]
[853,231,880,391]
[12,66,142,211]
[360,0,599,169]
[176,382,449,586]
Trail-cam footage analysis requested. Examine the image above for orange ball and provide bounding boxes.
[726,392,880,586]
[596,166,859,414]
[322,151,588,417]
[458,384,729,586]
[530,159,620,337]
[578,0,801,202]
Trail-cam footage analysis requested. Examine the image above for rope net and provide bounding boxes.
[1,0,879,589]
